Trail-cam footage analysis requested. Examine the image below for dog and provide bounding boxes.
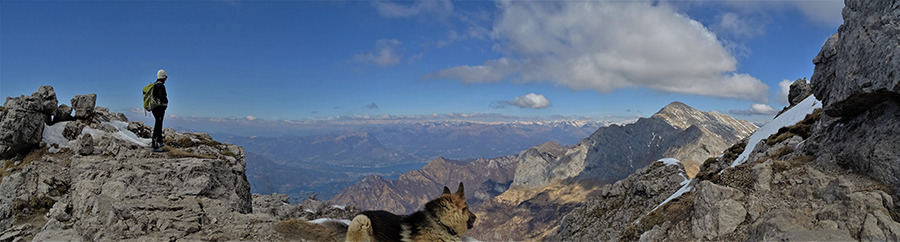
[338,182,477,242]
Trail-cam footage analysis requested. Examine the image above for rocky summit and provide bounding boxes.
[0,86,358,241]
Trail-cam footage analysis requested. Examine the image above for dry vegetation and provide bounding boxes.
[619,192,696,241]
[274,218,341,242]
[764,108,822,146]
[160,146,216,159]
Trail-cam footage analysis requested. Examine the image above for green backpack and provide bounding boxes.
[142,82,159,111]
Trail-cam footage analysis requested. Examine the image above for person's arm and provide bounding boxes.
[158,83,168,104]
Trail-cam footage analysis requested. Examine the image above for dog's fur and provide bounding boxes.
[338,182,477,242]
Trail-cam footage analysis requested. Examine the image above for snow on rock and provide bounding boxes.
[658,158,680,166]
[731,95,821,167]
[651,178,693,213]
[42,120,151,150]
[308,218,351,226]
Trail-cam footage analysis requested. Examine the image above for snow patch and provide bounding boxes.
[330,205,346,210]
[43,122,76,150]
[651,178,693,213]
[42,120,152,150]
[308,218,351,225]
[731,95,821,168]
[658,158,680,166]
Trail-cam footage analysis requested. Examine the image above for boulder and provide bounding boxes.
[32,85,58,116]
[127,121,152,139]
[70,94,96,119]
[810,0,900,117]
[788,78,812,106]
[0,95,47,159]
[692,180,746,240]
[63,121,86,141]
[53,104,73,123]
[75,133,93,155]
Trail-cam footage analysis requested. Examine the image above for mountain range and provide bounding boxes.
[329,100,759,240]
[215,120,616,200]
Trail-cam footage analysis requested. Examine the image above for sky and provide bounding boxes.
[1,0,843,134]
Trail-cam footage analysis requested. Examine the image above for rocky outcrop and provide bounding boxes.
[810,0,899,117]
[789,78,812,106]
[545,161,691,242]
[0,94,47,159]
[70,94,97,119]
[805,0,900,195]
[0,86,356,241]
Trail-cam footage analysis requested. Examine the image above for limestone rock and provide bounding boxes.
[0,95,47,159]
[126,121,152,139]
[788,78,812,106]
[75,133,93,155]
[63,121,85,141]
[32,85,58,116]
[511,141,569,188]
[548,161,690,241]
[70,94,96,119]
[53,104,73,123]
[692,180,745,240]
[810,0,900,117]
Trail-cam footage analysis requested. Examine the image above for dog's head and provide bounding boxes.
[427,182,477,236]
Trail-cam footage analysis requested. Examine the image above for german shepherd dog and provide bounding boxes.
[341,182,477,242]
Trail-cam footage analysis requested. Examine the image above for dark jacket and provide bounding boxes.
[153,80,168,109]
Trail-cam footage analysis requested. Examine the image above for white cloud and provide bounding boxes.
[729,103,779,116]
[372,0,453,18]
[714,12,766,39]
[246,115,257,121]
[775,79,792,105]
[708,1,843,27]
[790,1,844,26]
[422,1,770,102]
[420,58,519,83]
[353,39,403,68]
[493,93,552,109]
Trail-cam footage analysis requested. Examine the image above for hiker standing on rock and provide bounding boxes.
[151,69,168,150]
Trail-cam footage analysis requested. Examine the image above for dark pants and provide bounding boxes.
[152,107,165,147]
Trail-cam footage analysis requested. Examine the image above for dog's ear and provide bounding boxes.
[443,186,452,195]
[456,182,465,196]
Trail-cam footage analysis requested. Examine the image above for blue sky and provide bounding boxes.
[1,0,842,133]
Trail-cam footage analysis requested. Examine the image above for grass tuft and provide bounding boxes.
[619,192,695,241]
[161,146,216,159]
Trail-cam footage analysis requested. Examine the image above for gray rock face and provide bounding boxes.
[789,78,812,106]
[75,133,93,155]
[70,93,96,119]
[0,94,48,159]
[691,181,746,240]
[548,161,690,241]
[805,0,900,196]
[511,141,570,188]
[32,85,58,116]
[810,0,900,117]
[53,104,73,123]
[63,121,85,141]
